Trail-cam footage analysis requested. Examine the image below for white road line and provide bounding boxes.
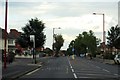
[114,74,118,76]
[102,69,110,73]
[73,73,77,78]
[26,68,40,75]
[96,66,101,69]
[67,57,77,79]
[67,57,72,69]
[72,69,74,72]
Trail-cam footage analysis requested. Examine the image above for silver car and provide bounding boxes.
[114,53,120,64]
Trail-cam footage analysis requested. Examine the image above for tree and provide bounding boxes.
[67,40,75,56]
[53,34,64,57]
[44,47,53,56]
[68,30,100,57]
[17,18,46,48]
[114,37,120,49]
[107,25,120,49]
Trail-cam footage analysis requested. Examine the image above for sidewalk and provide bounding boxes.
[2,58,42,80]
[93,57,115,65]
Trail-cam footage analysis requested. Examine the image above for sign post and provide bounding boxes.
[30,35,36,64]
[72,48,75,60]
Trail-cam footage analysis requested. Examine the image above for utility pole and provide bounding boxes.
[4,0,8,69]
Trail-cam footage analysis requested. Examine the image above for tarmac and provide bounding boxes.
[1,56,117,80]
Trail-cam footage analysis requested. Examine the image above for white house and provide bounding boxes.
[0,28,8,52]
[0,28,21,54]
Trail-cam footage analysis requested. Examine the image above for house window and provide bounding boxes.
[8,39,13,44]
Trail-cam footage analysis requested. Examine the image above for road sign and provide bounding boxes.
[30,35,35,41]
[72,48,74,52]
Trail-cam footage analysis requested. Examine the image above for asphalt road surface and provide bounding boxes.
[18,56,120,80]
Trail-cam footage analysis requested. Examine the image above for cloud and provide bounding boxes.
[63,34,76,42]
[2,0,120,2]
[0,1,118,50]
[44,14,116,32]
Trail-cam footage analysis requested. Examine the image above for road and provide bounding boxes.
[18,56,119,80]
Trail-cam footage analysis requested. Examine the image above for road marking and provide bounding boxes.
[72,69,74,72]
[114,74,118,76]
[96,66,101,69]
[73,73,77,78]
[26,68,40,75]
[66,67,68,73]
[67,57,77,79]
[102,69,110,73]
[67,57,72,69]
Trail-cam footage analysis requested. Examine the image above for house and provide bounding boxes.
[8,29,21,52]
[0,28,22,52]
[0,27,8,52]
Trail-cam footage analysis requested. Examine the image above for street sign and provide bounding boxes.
[72,48,74,52]
[30,35,35,41]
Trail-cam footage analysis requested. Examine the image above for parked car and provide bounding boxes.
[114,53,120,64]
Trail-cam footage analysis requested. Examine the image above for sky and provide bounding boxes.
[0,0,119,50]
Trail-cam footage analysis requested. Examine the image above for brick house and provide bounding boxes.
[8,29,21,52]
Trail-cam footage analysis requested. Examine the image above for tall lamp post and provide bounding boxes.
[93,13,106,52]
[52,27,61,50]
[4,0,8,69]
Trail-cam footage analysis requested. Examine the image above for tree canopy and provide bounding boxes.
[107,25,120,49]
[67,30,100,56]
[17,18,46,48]
[53,34,64,56]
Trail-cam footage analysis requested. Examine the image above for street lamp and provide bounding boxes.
[93,13,106,51]
[52,27,61,50]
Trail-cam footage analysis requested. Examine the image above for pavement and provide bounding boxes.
[2,58,42,80]
[92,57,115,65]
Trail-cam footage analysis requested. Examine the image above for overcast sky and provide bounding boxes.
[0,0,119,50]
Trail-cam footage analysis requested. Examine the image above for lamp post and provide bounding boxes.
[4,0,8,69]
[93,13,106,52]
[52,27,61,50]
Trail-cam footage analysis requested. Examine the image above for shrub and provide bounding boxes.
[103,52,115,60]
[8,51,15,63]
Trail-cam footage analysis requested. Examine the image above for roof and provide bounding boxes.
[0,27,8,39]
[0,28,21,39]
[8,29,21,39]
